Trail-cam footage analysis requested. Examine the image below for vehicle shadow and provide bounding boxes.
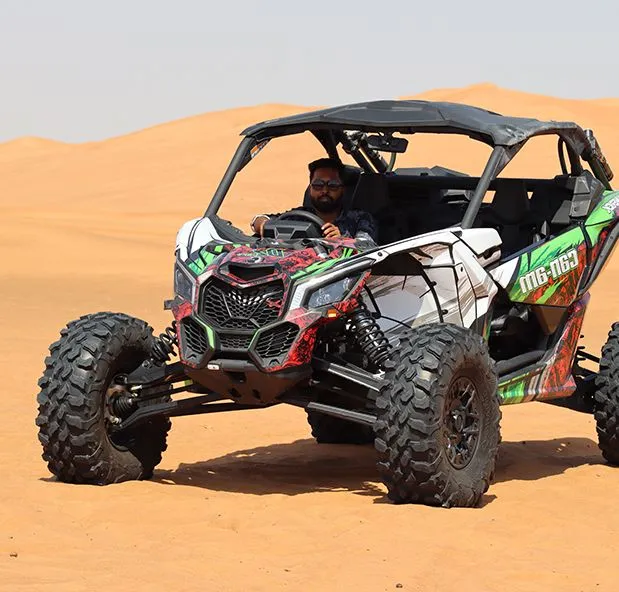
[153,436,604,503]
[155,438,386,499]
[492,436,602,484]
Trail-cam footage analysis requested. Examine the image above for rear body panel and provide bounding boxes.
[498,294,589,404]
[494,189,619,403]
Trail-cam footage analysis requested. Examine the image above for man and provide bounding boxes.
[250,158,378,244]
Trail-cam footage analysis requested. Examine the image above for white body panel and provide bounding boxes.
[175,218,503,335]
[365,228,501,336]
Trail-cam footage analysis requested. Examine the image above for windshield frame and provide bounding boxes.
[203,124,611,233]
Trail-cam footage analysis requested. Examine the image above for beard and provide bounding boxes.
[311,194,343,213]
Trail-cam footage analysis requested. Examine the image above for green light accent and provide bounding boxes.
[192,317,216,348]
[204,325,215,348]
[248,332,259,349]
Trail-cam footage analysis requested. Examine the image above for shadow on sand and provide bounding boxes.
[153,436,604,504]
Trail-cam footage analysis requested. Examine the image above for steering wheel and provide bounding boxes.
[276,209,325,232]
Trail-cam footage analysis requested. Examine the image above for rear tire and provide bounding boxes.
[374,324,501,507]
[35,312,171,484]
[594,323,619,464]
[306,409,374,444]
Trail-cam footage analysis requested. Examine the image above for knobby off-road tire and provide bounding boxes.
[306,409,375,445]
[36,312,171,484]
[374,324,501,507]
[594,322,619,465]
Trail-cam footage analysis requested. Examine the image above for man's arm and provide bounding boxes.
[354,211,379,245]
[251,206,314,236]
[250,211,282,236]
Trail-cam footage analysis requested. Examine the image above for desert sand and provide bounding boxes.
[1,84,619,591]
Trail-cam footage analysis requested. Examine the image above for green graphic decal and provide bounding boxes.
[261,248,286,257]
[508,227,585,305]
[497,374,529,405]
[516,248,578,295]
[585,190,619,244]
[187,250,217,275]
[291,248,356,281]
[292,259,338,280]
[584,190,619,227]
[498,295,588,404]
[186,242,248,276]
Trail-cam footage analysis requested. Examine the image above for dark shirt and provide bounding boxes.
[266,206,378,243]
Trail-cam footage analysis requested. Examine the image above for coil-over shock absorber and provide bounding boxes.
[151,321,178,365]
[348,300,391,369]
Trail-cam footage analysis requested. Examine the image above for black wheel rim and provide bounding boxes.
[102,348,148,450]
[442,376,481,469]
[104,380,135,450]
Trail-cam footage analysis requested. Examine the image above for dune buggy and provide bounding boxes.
[36,100,619,507]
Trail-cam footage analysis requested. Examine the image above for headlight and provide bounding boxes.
[174,263,195,302]
[307,275,361,308]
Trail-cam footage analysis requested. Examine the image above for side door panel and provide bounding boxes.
[491,227,587,307]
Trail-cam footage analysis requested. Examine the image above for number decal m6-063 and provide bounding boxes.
[502,225,588,307]
[518,249,579,295]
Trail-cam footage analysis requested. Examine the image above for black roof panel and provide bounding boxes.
[241,100,588,150]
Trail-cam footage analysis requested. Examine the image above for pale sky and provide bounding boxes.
[1,0,618,142]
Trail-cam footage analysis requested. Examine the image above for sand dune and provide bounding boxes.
[2,84,619,591]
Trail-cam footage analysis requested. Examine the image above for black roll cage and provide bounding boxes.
[204,120,613,231]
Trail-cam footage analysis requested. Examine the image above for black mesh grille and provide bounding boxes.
[219,333,253,350]
[255,323,299,359]
[181,318,209,354]
[200,278,284,330]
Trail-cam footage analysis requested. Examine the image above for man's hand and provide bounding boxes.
[251,215,270,237]
[322,222,341,239]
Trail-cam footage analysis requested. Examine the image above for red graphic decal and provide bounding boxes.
[535,294,589,401]
[172,300,193,322]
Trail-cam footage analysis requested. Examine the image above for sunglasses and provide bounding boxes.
[310,180,343,191]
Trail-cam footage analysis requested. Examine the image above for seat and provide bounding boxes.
[487,179,535,256]
[350,173,463,243]
[347,173,401,244]
[529,175,577,238]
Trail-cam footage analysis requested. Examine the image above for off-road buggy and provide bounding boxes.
[36,100,619,507]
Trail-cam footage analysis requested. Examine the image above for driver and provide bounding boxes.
[250,158,378,244]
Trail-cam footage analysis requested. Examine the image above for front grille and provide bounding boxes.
[181,318,209,355]
[219,333,253,350]
[200,277,284,330]
[255,323,299,359]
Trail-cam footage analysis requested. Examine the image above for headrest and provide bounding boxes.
[491,179,530,224]
[348,173,390,215]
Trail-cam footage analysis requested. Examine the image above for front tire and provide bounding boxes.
[594,323,619,464]
[35,312,171,484]
[374,324,501,507]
